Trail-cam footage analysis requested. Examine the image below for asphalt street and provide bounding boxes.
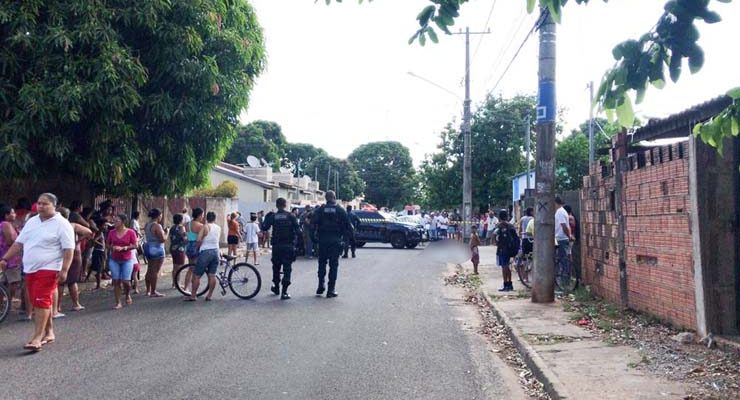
[0,242,524,400]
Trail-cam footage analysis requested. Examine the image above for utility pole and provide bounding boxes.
[532,10,556,303]
[453,26,489,242]
[588,81,595,164]
[525,115,531,190]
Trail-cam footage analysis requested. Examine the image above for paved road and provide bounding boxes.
[0,243,523,400]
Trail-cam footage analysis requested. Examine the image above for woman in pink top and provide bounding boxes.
[107,214,138,309]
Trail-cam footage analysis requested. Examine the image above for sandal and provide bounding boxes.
[72,305,85,311]
[41,337,55,345]
[204,297,212,302]
[23,343,42,352]
[183,298,197,302]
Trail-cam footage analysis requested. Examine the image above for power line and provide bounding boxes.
[479,9,529,88]
[471,0,498,61]
[487,11,548,94]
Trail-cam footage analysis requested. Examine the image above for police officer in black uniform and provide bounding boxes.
[342,205,360,258]
[261,197,301,300]
[311,191,353,298]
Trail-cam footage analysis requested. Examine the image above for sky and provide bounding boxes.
[241,0,740,166]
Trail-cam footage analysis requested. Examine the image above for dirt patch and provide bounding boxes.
[561,287,740,400]
[446,267,551,400]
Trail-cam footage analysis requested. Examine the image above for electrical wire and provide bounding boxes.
[479,9,529,88]
[487,11,548,94]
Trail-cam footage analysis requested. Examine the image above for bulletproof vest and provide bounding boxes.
[272,211,294,246]
[317,204,341,234]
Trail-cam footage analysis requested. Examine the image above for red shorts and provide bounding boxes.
[25,270,59,309]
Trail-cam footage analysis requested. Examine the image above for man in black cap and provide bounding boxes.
[261,198,301,300]
[311,191,353,298]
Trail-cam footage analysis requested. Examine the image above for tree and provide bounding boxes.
[419,95,537,210]
[0,1,266,196]
[348,141,415,209]
[224,121,284,169]
[554,118,619,192]
[306,154,364,202]
[282,143,328,175]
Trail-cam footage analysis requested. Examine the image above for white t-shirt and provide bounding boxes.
[16,213,75,273]
[243,222,260,244]
[487,216,498,232]
[181,213,192,225]
[555,207,570,241]
[430,216,437,229]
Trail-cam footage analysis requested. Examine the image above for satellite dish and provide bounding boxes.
[246,155,260,168]
[260,158,270,167]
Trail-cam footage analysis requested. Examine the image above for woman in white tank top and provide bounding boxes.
[186,211,222,301]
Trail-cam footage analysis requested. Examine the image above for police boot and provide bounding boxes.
[271,282,280,295]
[351,251,356,258]
[281,284,291,300]
[326,284,338,298]
[316,281,325,295]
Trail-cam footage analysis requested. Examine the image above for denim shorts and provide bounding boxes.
[195,249,219,276]
[497,255,511,267]
[186,241,199,259]
[144,242,165,259]
[109,258,135,281]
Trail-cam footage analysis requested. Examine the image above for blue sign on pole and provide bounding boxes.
[537,80,556,124]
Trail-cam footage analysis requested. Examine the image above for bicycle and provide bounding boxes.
[514,240,579,292]
[0,272,9,323]
[173,254,261,300]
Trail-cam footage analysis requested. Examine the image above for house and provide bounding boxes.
[210,162,277,215]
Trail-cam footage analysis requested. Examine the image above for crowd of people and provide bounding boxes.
[0,190,358,352]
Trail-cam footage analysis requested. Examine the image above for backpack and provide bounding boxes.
[496,223,520,257]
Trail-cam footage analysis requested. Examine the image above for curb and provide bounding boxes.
[479,289,573,400]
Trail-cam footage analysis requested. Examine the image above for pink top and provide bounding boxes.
[0,221,20,269]
[107,228,137,261]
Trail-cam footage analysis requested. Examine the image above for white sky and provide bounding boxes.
[241,0,740,165]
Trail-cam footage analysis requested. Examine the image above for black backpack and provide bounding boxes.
[497,223,520,257]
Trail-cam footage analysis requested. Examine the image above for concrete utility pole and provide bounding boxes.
[453,26,489,242]
[588,81,595,164]
[525,115,532,190]
[532,10,556,303]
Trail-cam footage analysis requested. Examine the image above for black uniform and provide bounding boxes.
[311,202,353,296]
[343,211,361,258]
[262,210,301,298]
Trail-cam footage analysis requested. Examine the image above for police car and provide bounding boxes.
[350,210,427,249]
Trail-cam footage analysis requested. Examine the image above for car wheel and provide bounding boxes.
[355,242,366,248]
[390,233,406,249]
[405,242,418,249]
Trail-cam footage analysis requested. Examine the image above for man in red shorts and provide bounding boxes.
[0,193,74,352]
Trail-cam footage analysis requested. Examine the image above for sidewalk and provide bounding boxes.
[460,245,691,400]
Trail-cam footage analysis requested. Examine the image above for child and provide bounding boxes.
[243,214,260,265]
[494,209,519,292]
[87,227,105,290]
[470,227,481,275]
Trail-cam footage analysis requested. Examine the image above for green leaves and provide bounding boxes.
[693,101,740,155]
[0,0,266,196]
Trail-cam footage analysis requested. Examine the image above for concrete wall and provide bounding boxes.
[209,170,272,215]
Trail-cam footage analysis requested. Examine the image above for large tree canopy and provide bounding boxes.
[223,121,284,169]
[0,0,266,196]
[554,118,619,192]
[305,154,364,202]
[282,142,328,174]
[348,141,415,209]
[419,95,537,210]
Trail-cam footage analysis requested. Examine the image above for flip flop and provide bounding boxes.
[41,337,55,345]
[23,343,42,352]
[72,306,85,311]
[149,292,165,298]
[204,297,212,302]
[183,298,197,302]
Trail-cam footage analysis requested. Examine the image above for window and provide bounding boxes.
[263,190,268,203]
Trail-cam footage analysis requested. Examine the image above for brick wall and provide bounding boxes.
[581,142,697,329]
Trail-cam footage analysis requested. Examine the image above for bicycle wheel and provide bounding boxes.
[516,256,533,289]
[555,256,579,292]
[174,264,208,297]
[228,263,261,300]
[0,284,9,324]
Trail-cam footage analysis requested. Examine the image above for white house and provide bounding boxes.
[511,171,536,203]
[210,162,277,215]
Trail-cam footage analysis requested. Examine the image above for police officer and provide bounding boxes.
[311,191,352,298]
[342,205,360,259]
[261,197,301,300]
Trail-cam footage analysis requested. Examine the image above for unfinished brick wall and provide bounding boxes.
[581,163,621,304]
[581,142,696,329]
